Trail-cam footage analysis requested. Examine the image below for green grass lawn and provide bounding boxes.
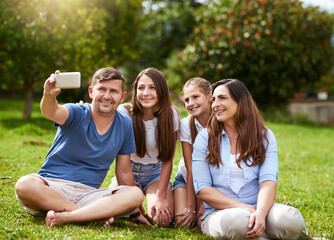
[0,99,333,239]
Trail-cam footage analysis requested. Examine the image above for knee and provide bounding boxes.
[128,186,144,206]
[221,209,249,230]
[266,204,306,239]
[214,209,249,239]
[15,175,38,198]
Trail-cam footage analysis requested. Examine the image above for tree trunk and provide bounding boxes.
[23,82,33,119]
[169,87,184,106]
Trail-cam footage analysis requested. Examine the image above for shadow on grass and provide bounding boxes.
[27,215,204,234]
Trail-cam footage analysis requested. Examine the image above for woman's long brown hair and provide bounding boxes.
[206,79,268,168]
[182,77,211,143]
[129,67,177,162]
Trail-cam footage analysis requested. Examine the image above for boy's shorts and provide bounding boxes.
[15,173,128,216]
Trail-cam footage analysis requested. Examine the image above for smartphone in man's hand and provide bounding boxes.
[55,72,81,89]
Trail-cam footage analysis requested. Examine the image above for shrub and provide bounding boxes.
[178,0,334,104]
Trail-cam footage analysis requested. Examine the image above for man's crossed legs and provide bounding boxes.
[15,174,143,227]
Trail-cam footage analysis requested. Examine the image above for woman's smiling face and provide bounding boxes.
[211,85,238,125]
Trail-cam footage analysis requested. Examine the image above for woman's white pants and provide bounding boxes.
[201,203,307,240]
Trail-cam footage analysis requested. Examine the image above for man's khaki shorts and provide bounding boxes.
[15,173,128,216]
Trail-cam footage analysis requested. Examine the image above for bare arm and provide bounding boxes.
[246,180,276,239]
[40,71,69,124]
[151,132,178,224]
[197,186,256,212]
[256,181,276,217]
[180,141,197,226]
[115,154,136,186]
[157,132,178,199]
[157,158,173,199]
[182,142,196,208]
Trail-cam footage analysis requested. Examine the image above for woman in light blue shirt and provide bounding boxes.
[192,79,307,240]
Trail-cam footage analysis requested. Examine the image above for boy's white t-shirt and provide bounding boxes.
[118,104,180,165]
[178,116,205,181]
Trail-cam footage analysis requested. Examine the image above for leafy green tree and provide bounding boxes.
[94,0,143,67]
[121,0,198,83]
[0,0,108,118]
[0,0,143,119]
[178,0,334,104]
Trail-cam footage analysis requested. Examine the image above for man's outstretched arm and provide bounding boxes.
[40,71,69,125]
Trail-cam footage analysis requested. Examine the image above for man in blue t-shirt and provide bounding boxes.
[15,67,148,227]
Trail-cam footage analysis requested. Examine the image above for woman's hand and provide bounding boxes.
[180,208,196,227]
[237,202,256,214]
[245,180,276,238]
[151,197,172,226]
[245,210,266,239]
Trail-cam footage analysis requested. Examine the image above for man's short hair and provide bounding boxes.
[91,67,125,92]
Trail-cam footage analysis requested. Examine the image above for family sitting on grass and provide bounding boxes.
[15,67,308,239]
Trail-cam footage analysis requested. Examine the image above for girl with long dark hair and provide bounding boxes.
[111,68,179,227]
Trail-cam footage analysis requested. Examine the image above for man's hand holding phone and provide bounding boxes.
[44,71,81,98]
[44,70,61,98]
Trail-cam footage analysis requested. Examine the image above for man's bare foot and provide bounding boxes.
[99,216,114,228]
[45,210,67,227]
[45,210,57,227]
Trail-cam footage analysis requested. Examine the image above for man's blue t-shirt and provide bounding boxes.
[38,103,136,189]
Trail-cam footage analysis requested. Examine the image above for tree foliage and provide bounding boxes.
[0,0,142,118]
[1,0,334,117]
[94,0,143,67]
[177,0,334,104]
[120,0,198,82]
